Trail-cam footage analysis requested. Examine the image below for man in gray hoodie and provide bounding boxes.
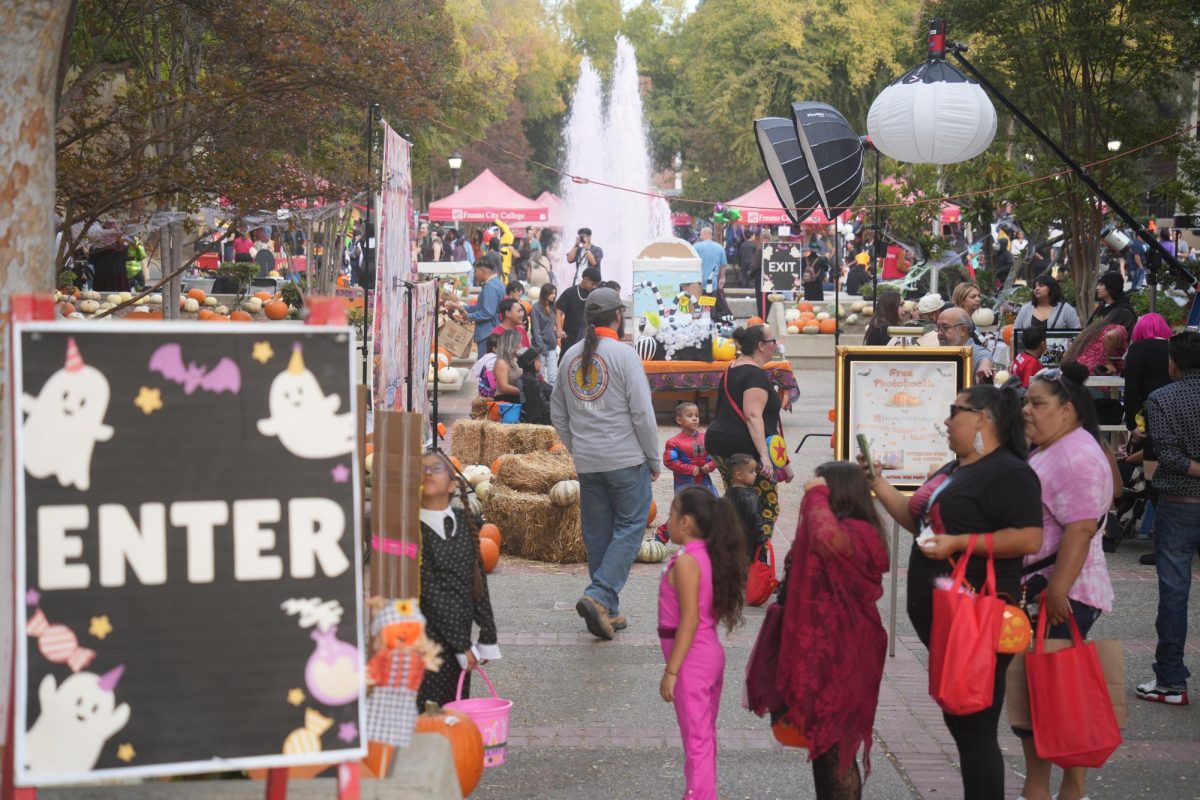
[551,288,661,639]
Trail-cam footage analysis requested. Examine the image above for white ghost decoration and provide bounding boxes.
[24,666,130,778]
[22,337,114,491]
[257,344,354,459]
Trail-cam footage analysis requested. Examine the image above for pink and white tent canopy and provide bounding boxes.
[428,169,548,224]
[726,180,852,227]
[535,191,565,229]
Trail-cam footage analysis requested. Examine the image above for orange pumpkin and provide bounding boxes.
[208,314,231,322]
[998,604,1032,654]
[58,303,75,316]
[647,499,657,527]
[231,310,253,321]
[746,316,765,327]
[490,456,506,475]
[197,309,214,321]
[771,714,809,749]
[187,287,207,303]
[480,523,502,548]
[415,703,484,796]
[479,538,500,573]
[264,300,289,320]
[798,311,816,322]
[437,422,447,438]
[127,310,163,320]
[548,442,566,454]
[254,291,273,302]
[818,318,837,334]
[1001,323,1014,346]
[796,301,814,313]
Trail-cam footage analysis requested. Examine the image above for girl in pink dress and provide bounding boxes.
[659,487,748,799]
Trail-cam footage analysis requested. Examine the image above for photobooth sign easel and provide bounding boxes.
[9,320,365,790]
[834,345,972,493]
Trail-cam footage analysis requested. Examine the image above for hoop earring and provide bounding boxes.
[973,430,986,455]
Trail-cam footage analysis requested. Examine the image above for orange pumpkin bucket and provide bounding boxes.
[444,666,513,768]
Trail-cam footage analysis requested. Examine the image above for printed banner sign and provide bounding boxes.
[12,322,365,785]
[760,241,805,293]
[834,346,971,492]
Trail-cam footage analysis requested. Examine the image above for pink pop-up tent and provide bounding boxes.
[428,169,548,224]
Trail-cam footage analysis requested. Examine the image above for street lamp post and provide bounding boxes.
[448,151,463,193]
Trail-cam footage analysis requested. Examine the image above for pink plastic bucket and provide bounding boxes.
[444,666,513,767]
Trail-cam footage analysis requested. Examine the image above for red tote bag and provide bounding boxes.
[929,534,1005,715]
[1026,599,1122,768]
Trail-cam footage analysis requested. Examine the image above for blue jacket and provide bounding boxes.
[466,276,505,343]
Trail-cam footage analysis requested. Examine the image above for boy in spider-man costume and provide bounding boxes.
[654,402,718,542]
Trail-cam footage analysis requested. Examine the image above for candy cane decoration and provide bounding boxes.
[636,280,670,317]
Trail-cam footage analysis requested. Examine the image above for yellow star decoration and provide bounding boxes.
[89,615,113,640]
[133,386,163,415]
[287,688,305,706]
[116,743,135,763]
[252,341,275,364]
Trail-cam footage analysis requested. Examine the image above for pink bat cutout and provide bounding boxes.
[148,343,241,395]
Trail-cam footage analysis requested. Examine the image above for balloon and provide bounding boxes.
[728,208,742,221]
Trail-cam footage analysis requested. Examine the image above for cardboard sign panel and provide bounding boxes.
[760,241,806,293]
[12,322,365,785]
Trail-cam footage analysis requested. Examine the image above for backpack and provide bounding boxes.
[801,258,817,284]
[478,366,497,398]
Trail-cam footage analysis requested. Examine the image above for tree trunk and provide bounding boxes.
[0,0,74,746]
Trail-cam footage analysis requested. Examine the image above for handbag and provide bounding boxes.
[745,540,780,607]
[1026,599,1122,768]
[928,533,1005,715]
[721,364,789,479]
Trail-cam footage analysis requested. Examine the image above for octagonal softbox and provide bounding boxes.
[755,102,864,225]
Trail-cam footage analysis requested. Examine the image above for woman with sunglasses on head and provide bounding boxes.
[1015,361,1115,800]
[865,384,1043,800]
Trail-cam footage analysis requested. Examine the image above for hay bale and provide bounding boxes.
[495,452,576,494]
[449,419,487,466]
[469,397,490,420]
[484,484,585,563]
[508,424,561,454]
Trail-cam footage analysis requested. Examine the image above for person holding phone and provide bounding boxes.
[565,227,603,285]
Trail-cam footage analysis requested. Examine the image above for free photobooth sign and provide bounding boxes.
[11,322,365,785]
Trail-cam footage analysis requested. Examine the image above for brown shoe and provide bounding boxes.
[576,596,615,640]
[611,614,628,631]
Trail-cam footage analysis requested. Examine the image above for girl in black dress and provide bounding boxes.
[417,452,500,708]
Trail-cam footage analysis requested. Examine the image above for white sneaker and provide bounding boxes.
[1136,678,1189,705]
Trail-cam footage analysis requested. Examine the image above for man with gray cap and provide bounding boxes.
[551,287,661,640]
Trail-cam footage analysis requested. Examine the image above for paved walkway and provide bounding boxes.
[432,367,1200,800]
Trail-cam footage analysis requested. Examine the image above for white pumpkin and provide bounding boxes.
[134,295,148,306]
[861,304,874,317]
[267,270,281,278]
[475,480,492,501]
[636,538,667,563]
[203,296,218,307]
[427,366,436,384]
[81,290,102,301]
[816,312,832,321]
[787,324,800,334]
[78,299,100,314]
[528,285,541,301]
[119,292,133,303]
[549,479,580,507]
[993,369,1012,386]
[437,367,457,383]
[98,302,116,311]
[802,324,820,335]
[105,294,122,305]
[846,314,859,325]
[131,306,150,314]
[785,308,802,323]
[184,298,200,312]
[243,297,263,313]
[463,465,492,486]
[849,301,865,313]
[767,292,785,303]
[214,305,229,315]
[54,290,63,303]
[67,312,85,319]
[971,308,996,328]
[364,453,373,475]
[147,293,163,305]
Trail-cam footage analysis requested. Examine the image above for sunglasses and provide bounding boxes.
[761,338,777,347]
[949,403,982,418]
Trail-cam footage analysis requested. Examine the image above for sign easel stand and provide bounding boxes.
[3,295,55,800]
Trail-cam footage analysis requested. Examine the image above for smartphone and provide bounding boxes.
[856,433,876,480]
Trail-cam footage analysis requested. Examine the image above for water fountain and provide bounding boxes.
[559,36,672,295]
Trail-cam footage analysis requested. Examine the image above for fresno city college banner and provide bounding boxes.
[12,322,365,785]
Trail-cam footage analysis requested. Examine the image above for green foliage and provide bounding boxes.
[280,282,304,310]
[216,262,259,303]
[57,269,78,290]
[858,281,903,301]
[1129,289,1190,327]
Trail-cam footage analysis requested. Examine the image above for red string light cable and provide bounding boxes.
[428,116,1199,215]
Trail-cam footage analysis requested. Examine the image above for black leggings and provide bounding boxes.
[812,744,862,800]
[942,652,1014,800]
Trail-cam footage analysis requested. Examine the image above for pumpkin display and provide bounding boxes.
[636,538,667,563]
[479,538,500,573]
[787,325,800,335]
[474,481,492,501]
[818,318,837,334]
[490,456,507,475]
[186,287,207,303]
[796,301,814,313]
[746,316,765,327]
[364,453,373,475]
[264,300,289,320]
[78,299,100,314]
[231,310,253,321]
[147,293,163,305]
[1001,323,1014,346]
[203,296,219,308]
[549,479,580,507]
[845,314,859,325]
[784,308,802,322]
[463,465,492,486]
[771,714,809,749]
[815,311,831,321]
[437,367,457,383]
[119,292,133,303]
[183,298,200,313]
[197,309,214,321]
[647,499,658,527]
[243,297,263,313]
[972,308,995,328]
[254,290,273,302]
[415,702,484,796]
[208,314,231,322]
[480,523,502,548]
[802,324,820,335]
[214,305,229,315]
[434,350,451,370]
[861,304,874,317]
[849,301,865,313]
[766,292,785,303]
[81,290,102,301]
[798,310,816,322]
[105,293,122,305]
[58,303,75,317]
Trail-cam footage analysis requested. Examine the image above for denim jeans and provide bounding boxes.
[1153,500,1200,688]
[579,463,653,615]
[1131,267,1147,291]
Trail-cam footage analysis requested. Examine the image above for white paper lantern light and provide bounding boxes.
[867,23,996,165]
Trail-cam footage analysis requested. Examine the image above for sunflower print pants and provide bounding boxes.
[710,454,778,542]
